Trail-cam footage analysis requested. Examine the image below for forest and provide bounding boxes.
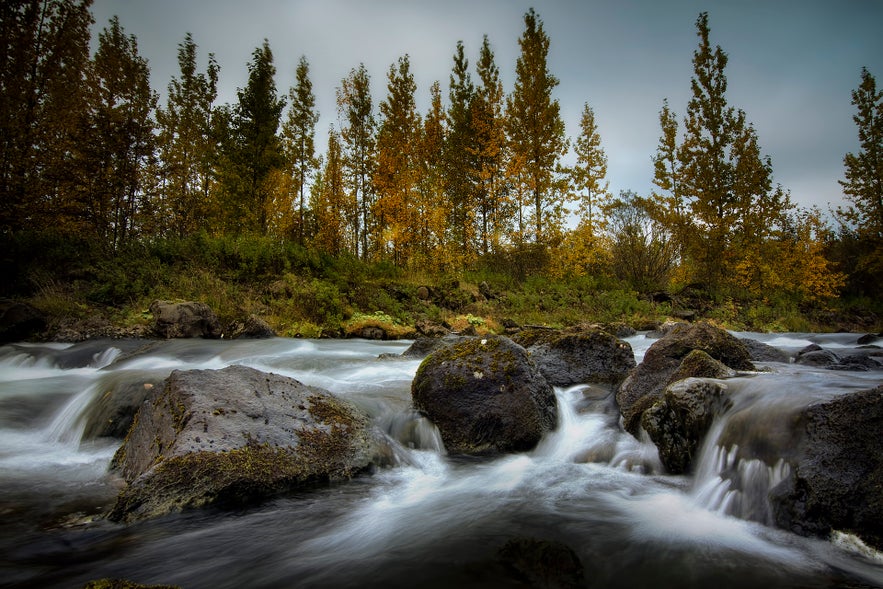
[2,0,882,338]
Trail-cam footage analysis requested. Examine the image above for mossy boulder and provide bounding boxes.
[512,327,635,387]
[108,365,381,522]
[641,377,732,474]
[411,336,557,455]
[616,321,754,436]
[149,300,221,339]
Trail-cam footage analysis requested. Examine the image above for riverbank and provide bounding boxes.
[3,232,880,344]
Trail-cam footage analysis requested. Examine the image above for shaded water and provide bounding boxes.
[0,334,882,588]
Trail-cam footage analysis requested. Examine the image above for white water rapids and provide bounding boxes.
[0,334,881,588]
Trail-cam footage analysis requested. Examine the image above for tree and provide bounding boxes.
[73,15,157,250]
[0,0,93,233]
[312,128,347,255]
[606,191,676,292]
[221,40,285,235]
[155,32,219,237]
[282,55,319,243]
[506,8,567,244]
[471,35,509,255]
[373,54,420,266]
[337,63,375,260]
[675,12,780,293]
[415,81,450,270]
[571,103,609,232]
[445,40,477,262]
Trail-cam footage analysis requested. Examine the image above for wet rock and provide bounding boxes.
[0,299,46,343]
[794,344,840,368]
[770,385,883,551]
[616,321,754,436]
[856,333,881,345]
[642,377,732,474]
[411,336,557,455]
[497,537,584,589]
[401,334,471,358]
[82,376,163,439]
[149,300,221,339]
[229,315,275,339]
[108,365,381,522]
[512,327,635,387]
[741,338,790,363]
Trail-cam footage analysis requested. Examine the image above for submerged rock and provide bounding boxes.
[411,336,557,455]
[642,377,732,474]
[149,300,221,339]
[512,327,635,387]
[108,365,381,522]
[770,385,883,551]
[497,537,584,589]
[616,321,754,436]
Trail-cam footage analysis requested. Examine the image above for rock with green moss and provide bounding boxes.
[108,365,382,522]
[616,321,754,436]
[411,336,557,455]
[512,327,635,386]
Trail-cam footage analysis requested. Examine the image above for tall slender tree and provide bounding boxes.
[312,127,347,255]
[282,55,319,244]
[471,35,508,255]
[74,15,157,250]
[337,64,375,260]
[571,103,609,232]
[223,40,285,235]
[416,81,450,269]
[505,8,567,244]
[373,54,420,266]
[446,40,477,262]
[156,32,219,237]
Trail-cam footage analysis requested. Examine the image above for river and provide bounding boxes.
[0,334,881,588]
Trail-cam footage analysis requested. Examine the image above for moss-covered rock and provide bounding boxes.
[108,365,381,522]
[411,336,557,455]
[616,321,754,436]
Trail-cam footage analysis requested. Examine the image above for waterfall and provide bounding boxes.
[42,383,100,445]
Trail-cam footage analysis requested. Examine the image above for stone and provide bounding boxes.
[411,336,557,455]
[642,377,732,474]
[82,375,163,439]
[741,338,790,363]
[616,321,754,436]
[770,385,883,551]
[230,315,275,339]
[149,300,221,339]
[512,327,635,387]
[108,365,381,522]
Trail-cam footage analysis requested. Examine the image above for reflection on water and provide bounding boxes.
[0,335,881,588]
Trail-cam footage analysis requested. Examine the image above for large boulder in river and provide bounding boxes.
[149,300,221,339]
[770,385,883,550]
[411,336,557,455]
[511,327,635,386]
[616,322,754,436]
[108,365,381,522]
[641,377,732,474]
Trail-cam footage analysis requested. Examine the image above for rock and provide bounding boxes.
[356,325,386,340]
[856,333,881,345]
[645,319,687,339]
[669,349,736,383]
[512,327,635,387]
[0,299,46,343]
[411,336,557,455]
[401,334,471,358]
[415,318,450,338]
[616,321,754,436]
[741,338,790,363]
[108,365,381,522]
[478,281,495,300]
[496,537,584,589]
[770,385,883,551]
[415,285,432,300]
[149,300,221,339]
[82,375,163,439]
[230,315,275,339]
[794,344,840,368]
[642,377,732,474]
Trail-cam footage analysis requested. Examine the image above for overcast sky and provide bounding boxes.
[90,0,883,212]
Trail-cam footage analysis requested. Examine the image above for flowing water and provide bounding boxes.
[0,334,882,588]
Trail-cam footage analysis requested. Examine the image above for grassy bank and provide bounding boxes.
[4,232,880,341]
